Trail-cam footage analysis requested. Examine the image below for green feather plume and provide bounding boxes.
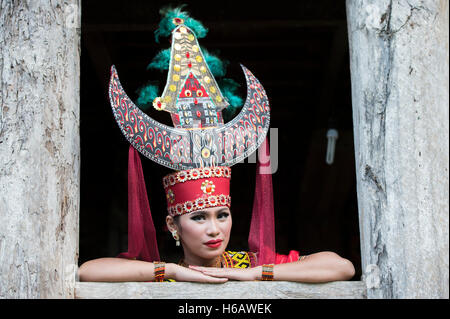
[154,5,208,43]
[136,5,243,115]
[146,48,171,71]
[202,48,228,78]
[219,78,243,121]
[136,83,159,110]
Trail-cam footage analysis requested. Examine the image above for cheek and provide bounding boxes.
[221,219,232,239]
[179,222,203,244]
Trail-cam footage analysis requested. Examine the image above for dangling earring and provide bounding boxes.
[171,230,180,246]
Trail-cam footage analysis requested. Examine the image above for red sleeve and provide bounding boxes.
[275,250,301,264]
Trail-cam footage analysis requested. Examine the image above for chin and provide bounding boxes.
[200,246,226,259]
[208,247,225,256]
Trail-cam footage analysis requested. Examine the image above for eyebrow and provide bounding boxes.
[190,211,206,216]
[190,208,230,216]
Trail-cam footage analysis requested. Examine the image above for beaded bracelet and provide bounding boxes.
[261,264,274,281]
[153,261,166,282]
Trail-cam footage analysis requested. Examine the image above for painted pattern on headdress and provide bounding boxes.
[108,11,270,170]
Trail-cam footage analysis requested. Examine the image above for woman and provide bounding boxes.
[79,7,355,283]
[79,167,355,283]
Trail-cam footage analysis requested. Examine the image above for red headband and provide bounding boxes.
[163,166,231,216]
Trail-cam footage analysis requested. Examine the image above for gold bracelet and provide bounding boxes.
[153,261,166,282]
[261,264,274,281]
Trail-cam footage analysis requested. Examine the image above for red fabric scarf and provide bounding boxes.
[248,137,276,265]
[118,145,160,262]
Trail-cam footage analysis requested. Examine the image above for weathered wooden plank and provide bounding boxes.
[0,1,81,298]
[74,281,366,299]
[346,0,449,298]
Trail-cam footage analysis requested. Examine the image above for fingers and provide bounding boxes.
[189,265,225,277]
[203,276,228,283]
[189,266,257,281]
[189,265,241,280]
[188,267,228,283]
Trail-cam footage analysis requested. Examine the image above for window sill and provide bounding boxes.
[75,280,366,299]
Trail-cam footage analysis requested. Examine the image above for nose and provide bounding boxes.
[206,218,220,237]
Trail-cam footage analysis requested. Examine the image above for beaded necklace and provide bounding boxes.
[179,254,224,268]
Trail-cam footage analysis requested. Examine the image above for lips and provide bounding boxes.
[204,239,223,248]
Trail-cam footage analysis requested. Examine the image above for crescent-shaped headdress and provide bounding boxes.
[112,9,274,266]
[109,25,270,170]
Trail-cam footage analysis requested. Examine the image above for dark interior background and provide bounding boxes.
[79,0,361,279]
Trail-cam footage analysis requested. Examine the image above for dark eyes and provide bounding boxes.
[190,211,230,221]
[218,212,230,219]
[190,214,205,221]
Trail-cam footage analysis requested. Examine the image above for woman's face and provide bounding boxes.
[169,206,232,265]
